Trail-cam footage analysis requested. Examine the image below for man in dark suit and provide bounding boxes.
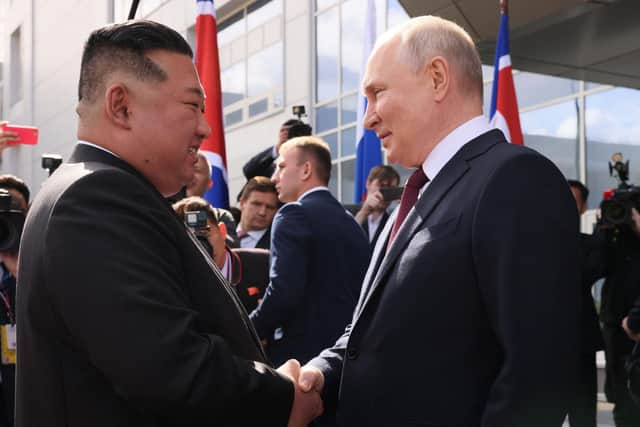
[353,165,400,251]
[250,136,369,367]
[567,179,605,427]
[295,16,581,426]
[15,20,321,427]
[242,119,312,180]
[173,196,270,313]
[237,176,279,250]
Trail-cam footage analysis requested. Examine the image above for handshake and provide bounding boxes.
[278,359,325,427]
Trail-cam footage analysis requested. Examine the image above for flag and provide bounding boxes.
[354,0,382,203]
[489,0,523,145]
[195,0,229,208]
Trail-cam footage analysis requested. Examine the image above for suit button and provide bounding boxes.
[347,347,358,360]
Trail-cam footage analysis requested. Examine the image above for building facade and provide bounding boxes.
[1,0,639,211]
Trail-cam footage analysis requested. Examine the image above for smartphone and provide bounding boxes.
[379,186,404,201]
[0,124,39,146]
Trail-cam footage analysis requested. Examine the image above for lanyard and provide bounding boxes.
[0,290,14,325]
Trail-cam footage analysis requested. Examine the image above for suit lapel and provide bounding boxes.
[353,130,503,324]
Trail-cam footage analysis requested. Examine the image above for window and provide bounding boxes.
[314,0,395,202]
[586,87,640,209]
[9,27,22,106]
[218,0,284,126]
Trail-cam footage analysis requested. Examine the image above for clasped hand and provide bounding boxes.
[277,359,325,427]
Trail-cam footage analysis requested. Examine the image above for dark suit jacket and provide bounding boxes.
[255,226,271,250]
[360,211,390,251]
[231,247,270,313]
[579,233,605,352]
[250,189,369,366]
[16,144,292,427]
[309,130,581,427]
[243,146,276,180]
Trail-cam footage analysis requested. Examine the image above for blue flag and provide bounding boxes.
[354,0,382,203]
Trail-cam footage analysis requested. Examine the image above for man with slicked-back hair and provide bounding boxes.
[16,20,321,427]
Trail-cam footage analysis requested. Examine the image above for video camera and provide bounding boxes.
[600,153,640,226]
[185,209,213,255]
[0,189,25,253]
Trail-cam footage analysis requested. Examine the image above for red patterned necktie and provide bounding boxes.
[387,168,429,248]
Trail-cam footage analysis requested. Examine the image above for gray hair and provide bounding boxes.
[381,16,483,101]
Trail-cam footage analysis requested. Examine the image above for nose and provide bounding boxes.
[198,112,212,139]
[363,102,379,130]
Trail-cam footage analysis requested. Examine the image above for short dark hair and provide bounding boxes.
[78,20,193,103]
[281,136,332,185]
[568,179,589,203]
[172,196,218,223]
[282,119,304,128]
[241,176,277,201]
[367,165,400,186]
[0,174,30,206]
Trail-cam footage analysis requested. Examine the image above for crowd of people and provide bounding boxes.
[0,14,639,427]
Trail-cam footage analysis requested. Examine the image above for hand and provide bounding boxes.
[631,208,640,238]
[354,190,388,224]
[0,252,18,279]
[278,359,323,427]
[0,121,19,153]
[298,364,324,394]
[622,316,640,342]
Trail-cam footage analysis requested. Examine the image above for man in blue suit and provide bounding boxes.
[250,136,369,367]
[296,16,581,427]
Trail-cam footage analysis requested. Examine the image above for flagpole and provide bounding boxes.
[127,0,140,20]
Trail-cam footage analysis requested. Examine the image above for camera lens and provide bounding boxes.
[602,200,628,225]
[0,217,18,252]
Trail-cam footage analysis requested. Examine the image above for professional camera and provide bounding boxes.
[600,153,640,227]
[0,189,25,253]
[184,209,213,255]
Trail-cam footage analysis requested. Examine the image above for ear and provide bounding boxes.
[427,56,450,102]
[300,160,313,181]
[104,83,132,129]
[217,221,228,240]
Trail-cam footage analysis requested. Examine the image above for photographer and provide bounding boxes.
[242,119,312,180]
[172,196,269,313]
[353,165,400,250]
[0,174,29,427]
[595,157,640,425]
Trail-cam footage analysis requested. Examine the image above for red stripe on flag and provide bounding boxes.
[195,13,227,165]
[496,66,523,145]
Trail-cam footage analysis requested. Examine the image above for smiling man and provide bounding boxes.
[297,15,581,427]
[15,20,321,427]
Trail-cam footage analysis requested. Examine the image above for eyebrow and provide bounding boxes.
[186,87,205,98]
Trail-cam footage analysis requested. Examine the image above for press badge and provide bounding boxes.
[1,324,16,364]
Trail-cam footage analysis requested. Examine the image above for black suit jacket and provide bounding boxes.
[309,130,581,426]
[250,190,370,366]
[16,144,292,427]
[243,146,276,180]
[231,247,270,313]
[360,211,390,251]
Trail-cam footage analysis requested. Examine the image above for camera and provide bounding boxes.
[0,189,25,253]
[184,210,213,255]
[292,105,306,119]
[185,210,208,229]
[600,153,640,227]
[287,122,312,140]
[42,154,63,176]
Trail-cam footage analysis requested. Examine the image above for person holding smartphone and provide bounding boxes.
[354,165,401,251]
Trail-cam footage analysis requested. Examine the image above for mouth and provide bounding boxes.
[188,146,200,162]
[377,131,391,144]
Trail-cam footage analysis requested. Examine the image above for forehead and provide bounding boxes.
[247,190,277,202]
[363,37,402,85]
[146,49,203,93]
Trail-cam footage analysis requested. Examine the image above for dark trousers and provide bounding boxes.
[602,324,640,427]
[567,352,598,427]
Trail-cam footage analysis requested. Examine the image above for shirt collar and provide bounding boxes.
[298,186,329,202]
[77,140,120,159]
[421,115,490,181]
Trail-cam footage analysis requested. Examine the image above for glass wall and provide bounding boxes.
[217,0,284,127]
[314,0,404,202]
